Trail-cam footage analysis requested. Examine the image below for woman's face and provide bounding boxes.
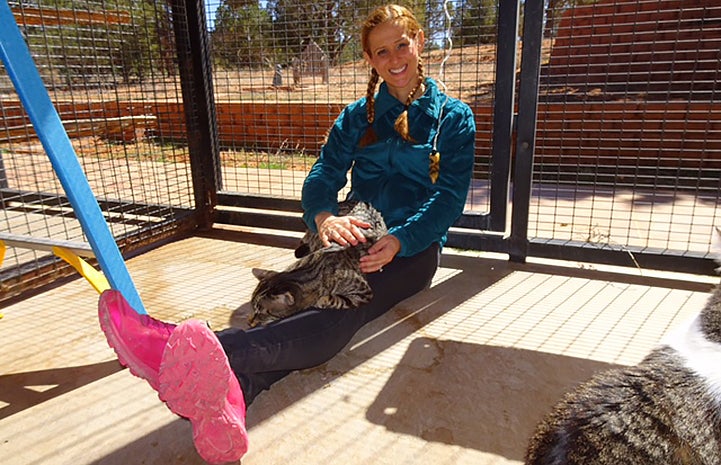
[364,20,425,102]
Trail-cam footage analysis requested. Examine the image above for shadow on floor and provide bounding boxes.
[244,252,515,423]
[88,419,207,465]
[76,235,710,463]
[0,360,122,420]
[240,248,703,430]
[75,251,513,465]
[365,337,619,462]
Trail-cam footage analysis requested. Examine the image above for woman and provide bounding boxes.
[99,4,476,463]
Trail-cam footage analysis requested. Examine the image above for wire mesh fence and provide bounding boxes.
[1,0,720,305]
[206,0,498,213]
[1,0,196,302]
[532,0,721,259]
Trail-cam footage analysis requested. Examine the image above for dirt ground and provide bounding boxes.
[14,43,523,170]
[44,43,547,105]
[3,136,316,172]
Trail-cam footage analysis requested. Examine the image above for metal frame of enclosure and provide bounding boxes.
[1,0,719,306]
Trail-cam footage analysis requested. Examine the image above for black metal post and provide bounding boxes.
[508,0,545,262]
[170,0,220,230]
[488,0,521,233]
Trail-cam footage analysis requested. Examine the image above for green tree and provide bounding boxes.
[19,0,171,86]
[212,1,273,68]
[544,0,598,38]
[112,0,175,83]
[266,0,353,66]
[453,0,498,46]
[265,0,432,66]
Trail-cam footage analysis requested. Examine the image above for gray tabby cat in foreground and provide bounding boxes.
[249,200,387,327]
[525,227,721,465]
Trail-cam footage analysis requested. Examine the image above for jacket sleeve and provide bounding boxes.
[389,102,476,257]
[301,104,362,232]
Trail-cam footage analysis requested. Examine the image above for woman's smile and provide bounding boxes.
[389,64,408,75]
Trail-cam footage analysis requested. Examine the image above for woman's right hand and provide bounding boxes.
[316,212,371,248]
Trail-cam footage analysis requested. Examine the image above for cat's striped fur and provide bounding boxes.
[525,228,721,465]
[249,200,387,327]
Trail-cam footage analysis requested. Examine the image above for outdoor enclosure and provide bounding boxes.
[1,0,719,306]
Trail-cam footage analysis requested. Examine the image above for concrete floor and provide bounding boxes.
[0,228,717,465]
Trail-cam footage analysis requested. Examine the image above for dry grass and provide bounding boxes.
[44,43,552,104]
[7,43,552,171]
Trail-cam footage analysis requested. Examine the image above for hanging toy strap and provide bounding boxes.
[429,0,453,183]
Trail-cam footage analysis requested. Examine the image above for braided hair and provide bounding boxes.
[358,4,424,147]
[393,60,424,143]
[357,68,381,147]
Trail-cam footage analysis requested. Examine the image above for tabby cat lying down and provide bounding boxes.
[525,227,721,465]
[249,200,386,327]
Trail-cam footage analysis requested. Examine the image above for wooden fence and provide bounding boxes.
[0,100,718,172]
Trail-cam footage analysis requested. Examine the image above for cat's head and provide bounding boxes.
[248,268,304,327]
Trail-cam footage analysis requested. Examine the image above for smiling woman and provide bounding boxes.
[359,4,427,147]
[98,4,477,464]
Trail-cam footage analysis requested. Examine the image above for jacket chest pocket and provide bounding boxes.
[395,142,435,183]
[355,140,434,184]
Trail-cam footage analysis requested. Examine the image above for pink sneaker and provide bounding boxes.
[98,289,176,390]
[158,320,248,464]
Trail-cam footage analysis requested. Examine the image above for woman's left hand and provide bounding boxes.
[360,235,401,273]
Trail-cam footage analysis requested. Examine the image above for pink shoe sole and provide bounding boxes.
[98,290,161,389]
[158,320,248,464]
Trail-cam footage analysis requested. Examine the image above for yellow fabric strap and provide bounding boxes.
[53,246,110,294]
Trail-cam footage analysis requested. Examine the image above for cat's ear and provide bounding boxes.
[295,243,310,258]
[712,227,721,266]
[278,292,294,307]
[252,268,277,280]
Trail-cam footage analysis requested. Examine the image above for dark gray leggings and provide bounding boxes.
[215,243,440,404]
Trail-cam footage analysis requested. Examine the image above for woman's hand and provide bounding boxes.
[316,212,371,248]
[359,235,401,273]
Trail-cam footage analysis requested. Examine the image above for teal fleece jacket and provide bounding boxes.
[301,78,476,257]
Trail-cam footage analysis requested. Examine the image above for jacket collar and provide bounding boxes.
[374,77,441,121]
